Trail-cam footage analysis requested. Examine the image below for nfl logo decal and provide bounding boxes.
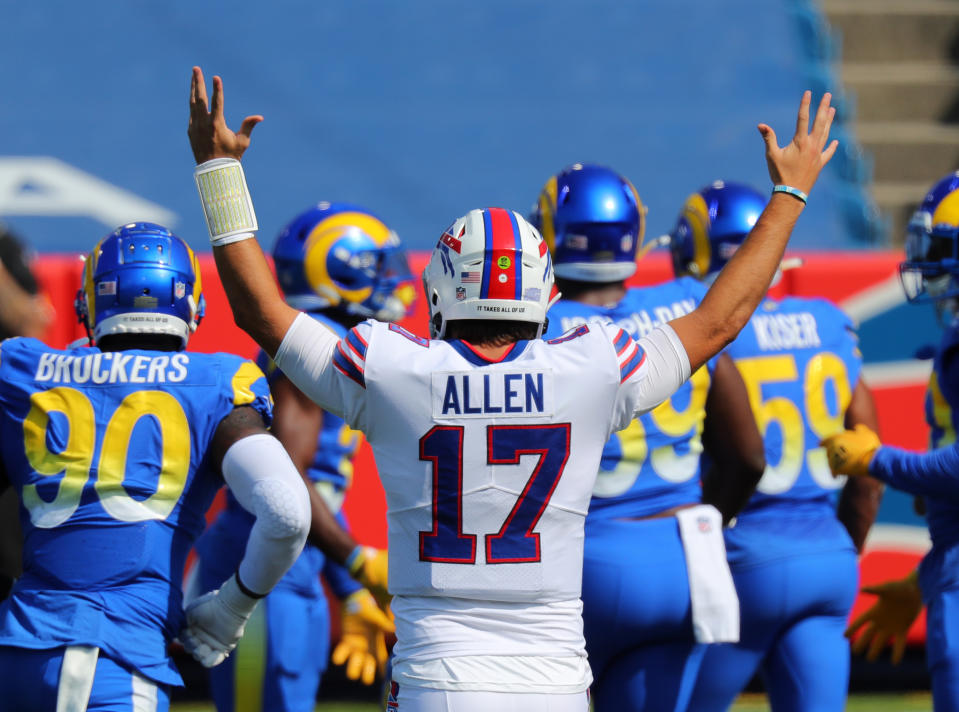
[174,281,186,299]
[456,286,466,301]
[697,516,712,533]
[387,680,399,710]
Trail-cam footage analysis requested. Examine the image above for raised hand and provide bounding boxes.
[188,66,263,165]
[846,572,923,665]
[758,91,839,195]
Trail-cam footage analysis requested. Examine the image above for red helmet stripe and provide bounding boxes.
[482,208,521,300]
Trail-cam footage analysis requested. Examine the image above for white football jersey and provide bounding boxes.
[274,314,688,688]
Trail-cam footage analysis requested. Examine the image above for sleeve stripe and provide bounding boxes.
[346,328,369,359]
[333,343,366,388]
[620,349,647,383]
[613,329,631,355]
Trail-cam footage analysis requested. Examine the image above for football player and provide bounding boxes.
[0,223,313,711]
[821,170,959,712]
[534,164,765,712]
[193,202,410,711]
[188,66,837,711]
[678,181,881,712]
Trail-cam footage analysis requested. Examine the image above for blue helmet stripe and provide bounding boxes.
[480,209,494,299]
[506,209,523,299]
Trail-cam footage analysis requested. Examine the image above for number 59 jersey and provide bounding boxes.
[725,297,862,516]
[275,317,659,604]
[0,337,272,687]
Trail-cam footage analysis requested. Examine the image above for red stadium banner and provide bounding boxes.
[30,250,932,645]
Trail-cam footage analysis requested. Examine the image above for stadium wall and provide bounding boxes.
[30,249,933,644]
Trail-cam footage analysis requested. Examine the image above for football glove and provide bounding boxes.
[331,589,394,685]
[180,574,260,668]
[846,571,923,665]
[347,546,389,605]
[820,424,881,478]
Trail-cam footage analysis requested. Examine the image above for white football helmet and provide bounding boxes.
[422,208,560,339]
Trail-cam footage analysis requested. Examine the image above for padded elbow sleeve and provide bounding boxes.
[221,433,311,595]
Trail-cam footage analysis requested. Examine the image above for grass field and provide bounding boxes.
[172,691,935,711]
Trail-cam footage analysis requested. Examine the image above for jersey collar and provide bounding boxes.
[448,339,530,366]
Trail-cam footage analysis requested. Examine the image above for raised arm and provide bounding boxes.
[188,66,298,356]
[670,92,839,372]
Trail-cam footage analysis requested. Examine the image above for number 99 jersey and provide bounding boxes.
[725,297,862,517]
[0,337,272,687]
[544,277,715,519]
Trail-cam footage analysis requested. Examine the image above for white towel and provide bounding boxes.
[675,504,740,644]
[57,645,99,712]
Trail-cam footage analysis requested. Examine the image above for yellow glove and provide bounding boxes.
[331,589,394,685]
[347,546,389,605]
[845,571,923,665]
[819,424,881,478]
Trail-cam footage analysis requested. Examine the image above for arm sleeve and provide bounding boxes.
[273,312,370,430]
[608,323,691,434]
[222,433,312,596]
[870,443,959,501]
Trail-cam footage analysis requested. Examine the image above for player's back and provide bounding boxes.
[325,319,643,670]
[545,277,713,518]
[0,337,271,686]
[355,323,632,604]
[723,296,861,560]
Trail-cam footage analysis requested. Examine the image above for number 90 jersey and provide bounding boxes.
[543,277,715,519]
[725,297,861,515]
[0,337,272,687]
[274,317,660,604]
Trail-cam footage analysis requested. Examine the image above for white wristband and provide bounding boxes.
[194,158,258,246]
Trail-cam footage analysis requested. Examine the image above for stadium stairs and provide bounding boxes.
[825,0,959,245]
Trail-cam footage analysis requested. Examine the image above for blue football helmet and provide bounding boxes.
[899,171,959,305]
[670,180,767,280]
[530,163,646,282]
[273,202,413,322]
[75,222,205,348]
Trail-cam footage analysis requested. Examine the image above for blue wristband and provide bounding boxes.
[772,185,807,204]
[345,545,365,573]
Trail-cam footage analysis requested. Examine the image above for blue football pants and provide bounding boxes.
[0,645,170,712]
[688,548,858,712]
[582,516,704,712]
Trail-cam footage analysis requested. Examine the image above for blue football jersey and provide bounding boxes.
[725,297,862,520]
[544,277,716,518]
[0,337,272,686]
[923,317,959,549]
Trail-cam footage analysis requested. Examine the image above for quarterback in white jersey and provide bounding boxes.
[188,67,838,711]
